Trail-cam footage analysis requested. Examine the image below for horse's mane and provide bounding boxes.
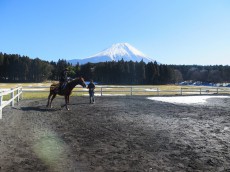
[71,77,84,82]
[69,77,83,85]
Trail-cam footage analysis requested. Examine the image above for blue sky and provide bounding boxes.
[0,0,230,65]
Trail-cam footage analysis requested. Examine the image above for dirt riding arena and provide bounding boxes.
[1,95,230,172]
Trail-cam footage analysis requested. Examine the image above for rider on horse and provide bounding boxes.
[59,68,69,91]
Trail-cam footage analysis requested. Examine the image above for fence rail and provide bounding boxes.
[22,86,230,96]
[0,87,22,119]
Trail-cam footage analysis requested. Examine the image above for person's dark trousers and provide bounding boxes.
[89,91,95,103]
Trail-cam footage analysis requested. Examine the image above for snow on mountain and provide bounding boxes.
[68,43,155,65]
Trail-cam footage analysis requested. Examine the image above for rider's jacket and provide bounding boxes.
[59,70,68,82]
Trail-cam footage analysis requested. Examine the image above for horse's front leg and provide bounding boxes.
[65,95,70,110]
[67,95,70,104]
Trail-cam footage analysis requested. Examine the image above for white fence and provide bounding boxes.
[22,86,230,96]
[180,87,230,95]
[0,87,22,119]
[1,86,230,118]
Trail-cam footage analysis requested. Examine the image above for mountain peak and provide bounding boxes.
[90,43,148,61]
[68,43,155,65]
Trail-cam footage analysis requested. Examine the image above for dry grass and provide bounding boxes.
[1,83,230,99]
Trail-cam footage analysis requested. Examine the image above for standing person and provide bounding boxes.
[59,68,69,91]
[87,79,95,104]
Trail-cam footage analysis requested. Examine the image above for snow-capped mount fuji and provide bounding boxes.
[68,43,155,65]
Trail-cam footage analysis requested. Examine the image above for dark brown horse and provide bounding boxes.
[46,77,86,110]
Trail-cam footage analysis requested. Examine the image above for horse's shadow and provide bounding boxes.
[20,106,60,112]
[20,102,89,112]
[67,102,89,105]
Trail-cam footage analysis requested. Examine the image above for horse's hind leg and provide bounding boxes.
[46,93,52,107]
[50,94,57,108]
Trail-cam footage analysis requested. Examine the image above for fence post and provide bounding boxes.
[157,88,159,96]
[131,87,133,96]
[200,88,201,95]
[17,87,20,103]
[101,87,103,96]
[0,95,2,119]
[20,87,23,100]
[217,88,219,94]
[11,88,14,107]
[181,88,183,95]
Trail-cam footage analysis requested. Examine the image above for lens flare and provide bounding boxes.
[32,129,66,171]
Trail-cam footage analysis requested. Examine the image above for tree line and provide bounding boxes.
[171,65,230,83]
[0,53,53,82]
[1,52,230,84]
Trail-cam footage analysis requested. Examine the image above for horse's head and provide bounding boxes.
[78,77,86,88]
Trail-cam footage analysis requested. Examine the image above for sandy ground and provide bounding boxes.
[0,95,230,172]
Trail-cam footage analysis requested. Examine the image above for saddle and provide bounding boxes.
[51,82,67,93]
[50,83,59,92]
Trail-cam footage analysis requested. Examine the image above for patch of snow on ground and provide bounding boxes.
[83,93,126,96]
[22,88,46,91]
[145,88,159,92]
[147,96,230,105]
[0,89,10,92]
